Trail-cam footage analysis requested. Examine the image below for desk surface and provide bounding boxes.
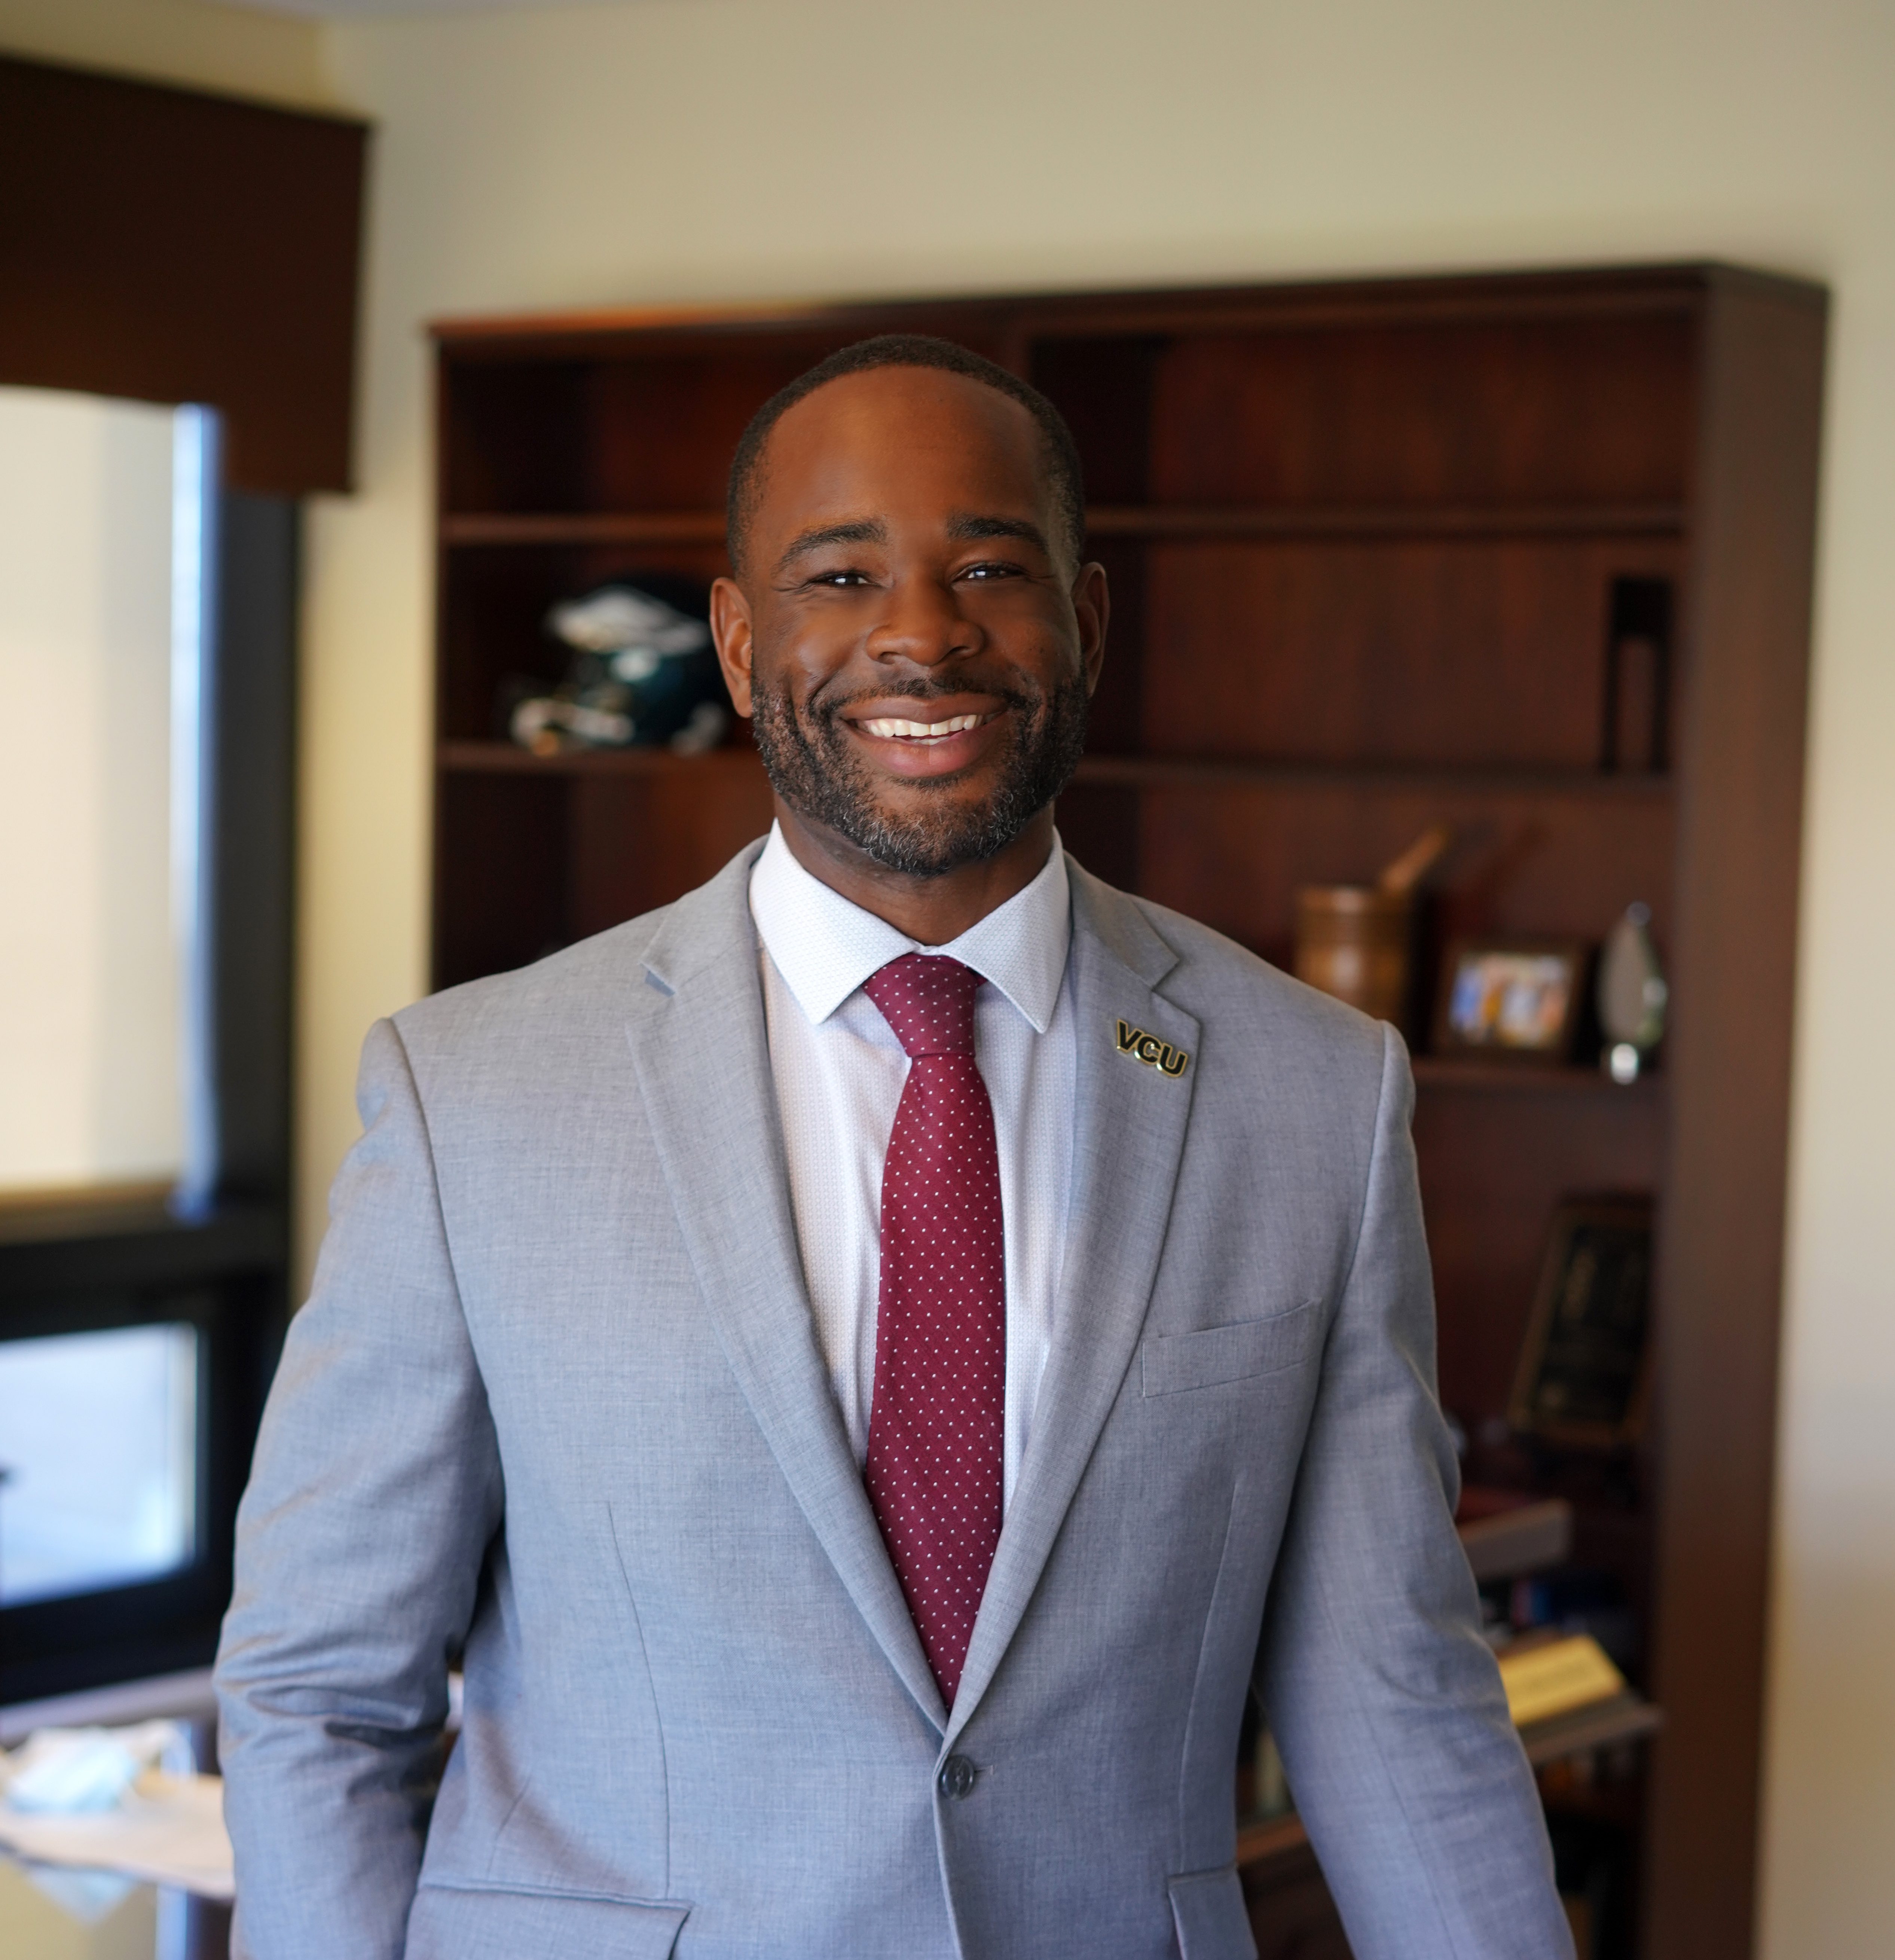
[1,1853,230,1960]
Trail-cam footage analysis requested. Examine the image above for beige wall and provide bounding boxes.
[3,1,1891,1953]
[0,0,331,107]
[312,10,1895,1954]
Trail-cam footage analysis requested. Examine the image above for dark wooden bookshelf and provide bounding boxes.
[430,265,1824,1959]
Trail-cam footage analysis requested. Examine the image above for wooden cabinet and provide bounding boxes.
[430,266,1824,1959]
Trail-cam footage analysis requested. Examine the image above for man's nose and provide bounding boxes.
[864,573,980,669]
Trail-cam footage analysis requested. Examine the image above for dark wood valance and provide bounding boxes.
[0,54,367,494]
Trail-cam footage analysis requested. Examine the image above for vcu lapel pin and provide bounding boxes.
[1115,1017,1190,1078]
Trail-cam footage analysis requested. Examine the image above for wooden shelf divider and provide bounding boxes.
[1409,1057,1664,1097]
[1070,754,1673,799]
[439,739,1671,803]
[438,738,764,778]
[1085,502,1687,541]
[1235,1691,1663,1876]
[441,500,1687,550]
[1237,1813,1311,1871]
[441,510,728,547]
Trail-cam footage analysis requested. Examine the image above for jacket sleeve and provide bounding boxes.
[1254,1023,1574,1960]
[215,1017,504,1960]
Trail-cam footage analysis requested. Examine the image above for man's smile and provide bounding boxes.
[840,696,1009,778]
[856,711,990,741]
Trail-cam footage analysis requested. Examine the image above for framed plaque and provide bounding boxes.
[1509,1197,1654,1448]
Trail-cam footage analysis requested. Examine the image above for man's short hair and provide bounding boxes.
[726,335,1086,575]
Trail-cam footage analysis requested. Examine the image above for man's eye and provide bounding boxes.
[808,568,871,588]
[960,561,1023,581]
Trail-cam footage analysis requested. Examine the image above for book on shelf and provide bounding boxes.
[1497,1633,1626,1728]
[1455,1484,1575,1582]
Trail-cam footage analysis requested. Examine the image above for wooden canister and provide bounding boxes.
[1293,885,1414,1024]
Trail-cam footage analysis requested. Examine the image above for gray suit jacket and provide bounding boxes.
[216,844,1570,1960]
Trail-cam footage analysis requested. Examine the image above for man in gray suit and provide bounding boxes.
[216,337,1571,1959]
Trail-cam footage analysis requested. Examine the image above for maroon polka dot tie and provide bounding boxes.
[861,953,1005,1707]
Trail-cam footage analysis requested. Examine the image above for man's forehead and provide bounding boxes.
[758,367,1048,506]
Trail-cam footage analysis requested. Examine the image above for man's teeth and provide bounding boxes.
[860,714,984,739]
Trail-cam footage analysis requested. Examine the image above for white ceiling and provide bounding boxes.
[226,0,649,18]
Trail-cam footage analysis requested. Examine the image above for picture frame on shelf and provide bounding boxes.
[1431,937,1589,1062]
[1509,1197,1655,1450]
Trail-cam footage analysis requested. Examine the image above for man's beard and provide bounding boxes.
[750,665,1090,878]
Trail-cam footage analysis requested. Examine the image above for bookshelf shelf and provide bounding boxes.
[1233,1692,1663,1877]
[1236,1813,1309,1869]
[1070,754,1672,800]
[1520,1691,1665,1769]
[438,739,763,779]
[1410,1058,1664,1097]
[441,511,727,547]
[1086,502,1687,541]
[439,500,1687,550]
[437,738,1672,805]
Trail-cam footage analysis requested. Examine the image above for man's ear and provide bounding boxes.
[709,575,756,717]
[1073,559,1110,698]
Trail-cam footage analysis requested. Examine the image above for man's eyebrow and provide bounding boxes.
[947,513,1050,552]
[775,518,887,572]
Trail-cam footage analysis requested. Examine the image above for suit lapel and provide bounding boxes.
[946,865,1199,1742]
[628,850,947,1731]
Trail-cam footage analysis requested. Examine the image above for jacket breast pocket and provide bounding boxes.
[406,1882,689,1960]
[1141,1301,1323,1397]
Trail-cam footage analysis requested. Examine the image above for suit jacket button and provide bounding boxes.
[938,1755,978,1801]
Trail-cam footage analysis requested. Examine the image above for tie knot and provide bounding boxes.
[863,953,982,1059]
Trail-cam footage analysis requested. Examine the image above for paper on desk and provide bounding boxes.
[2,1721,190,1811]
[0,1771,233,1900]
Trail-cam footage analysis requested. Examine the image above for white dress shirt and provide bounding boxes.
[749,822,1076,1511]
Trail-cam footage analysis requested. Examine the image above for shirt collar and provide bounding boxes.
[749,821,1071,1034]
